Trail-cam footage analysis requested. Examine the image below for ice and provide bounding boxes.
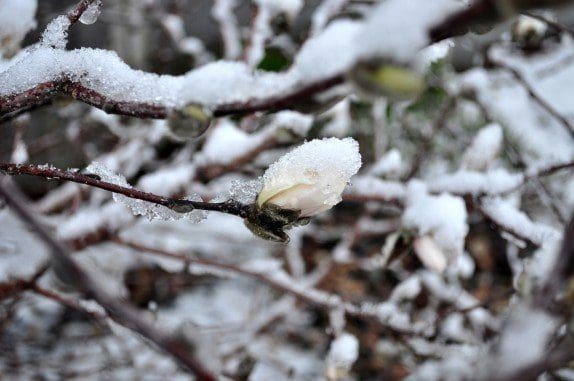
[79,0,102,25]
[402,181,468,262]
[86,162,206,223]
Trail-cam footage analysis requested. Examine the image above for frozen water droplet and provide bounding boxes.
[79,0,102,25]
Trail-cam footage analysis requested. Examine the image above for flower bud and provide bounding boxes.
[257,137,362,217]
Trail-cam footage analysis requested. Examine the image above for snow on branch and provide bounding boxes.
[0,0,468,122]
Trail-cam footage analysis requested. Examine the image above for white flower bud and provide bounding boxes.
[257,137,362,217]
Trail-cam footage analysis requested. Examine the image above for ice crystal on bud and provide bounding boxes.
[79,0,102,25]
[86,162,206,223]
[257,137,361,217]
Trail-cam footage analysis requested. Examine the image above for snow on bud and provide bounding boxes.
[257,137,362,217]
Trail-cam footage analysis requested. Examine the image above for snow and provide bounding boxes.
[355,0,466,63]
[402,181,468,262]
[212,0,241,59]
[345,176,406,202]
[40,15,71,50]
[326,332,359,377]
[462,123,503,171]
[199,120,270,165]
[0,0,37,55]
[0,1,465,112]
[85,162,206,222]
[369,149,404,178]
[480,197,560,246]
[427,169,523,196]
[257,137,362,217]
[489,305,559,378]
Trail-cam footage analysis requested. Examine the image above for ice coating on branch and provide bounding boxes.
[86,162,206,223]
[79,0,102,25]
[41,15,71,49]
[258,138,361,217]
[402,181,468,266]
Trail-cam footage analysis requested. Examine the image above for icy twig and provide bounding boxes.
[0,162,251,219]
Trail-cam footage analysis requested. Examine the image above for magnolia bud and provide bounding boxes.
[257,137,362,217]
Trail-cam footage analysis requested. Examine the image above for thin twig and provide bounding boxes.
[113,238,415,336]
[0,162,250,218]
[0,179,217,381]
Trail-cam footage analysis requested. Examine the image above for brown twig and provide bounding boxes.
[0,179,217,380]
[0,162,251,218]
[113,238,414,336]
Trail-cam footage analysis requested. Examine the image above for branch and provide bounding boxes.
[0,179,216,381]
[488,57,574,141]
[0,162,250,218]
[114,238,419,336]
[67,0,100,25]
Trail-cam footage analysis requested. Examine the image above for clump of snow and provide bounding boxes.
[40,15,71,49]
[86,162,206,222]
[345,176,406,202]
[428,169,523,196]
[462,123,503,171]
[402,181,468,264]
[199,120,270,165]
[326,332,359,378]
[370,149,404,178]
[480,197,560,247]
[356,0,465,63]
[488,305,558,379]
[257,137,362,217]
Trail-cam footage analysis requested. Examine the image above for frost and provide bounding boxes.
[79,0,102,25]
[86,162,206,223]
[258,137,362,217]
[402,181,468,263]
